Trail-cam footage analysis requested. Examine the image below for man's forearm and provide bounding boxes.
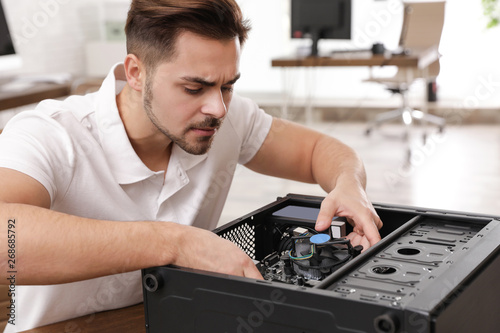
[311,134,367,193]
[0,202,177,285]
[1,202,263,285]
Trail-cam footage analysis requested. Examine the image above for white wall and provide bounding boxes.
[438,0,500,104]
[2,0,126,77]
[3,0,99,76]
[3,0,500,105]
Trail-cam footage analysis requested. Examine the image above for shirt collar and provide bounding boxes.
[94,63,208,185]
[173,144,208,171]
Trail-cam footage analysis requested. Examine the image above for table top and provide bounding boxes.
[0,82,71,112]
[22,304,145,333]
[271,53,421,68]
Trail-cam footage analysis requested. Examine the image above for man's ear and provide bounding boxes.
[123,54,144,92]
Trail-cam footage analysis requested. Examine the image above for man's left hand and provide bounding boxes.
[315,179,383,250]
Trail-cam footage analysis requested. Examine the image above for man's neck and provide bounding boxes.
[116,84,172,172]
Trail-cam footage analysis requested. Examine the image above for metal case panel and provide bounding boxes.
[142,194,500,333]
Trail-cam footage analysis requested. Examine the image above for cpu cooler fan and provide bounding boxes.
[288,232,363,280]
[256,225,363,286]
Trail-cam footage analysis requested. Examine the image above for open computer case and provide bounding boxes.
[142,193,500,333]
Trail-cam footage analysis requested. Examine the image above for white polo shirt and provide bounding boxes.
[0,63,272,332]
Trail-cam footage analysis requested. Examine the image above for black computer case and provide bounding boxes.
[142,194,500,333]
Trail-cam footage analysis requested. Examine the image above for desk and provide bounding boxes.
[271,51,437,123]
[271,53,420,68]
[0,82,71,112]
[22,304,145,333]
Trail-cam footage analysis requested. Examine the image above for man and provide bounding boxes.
[0,0,382,331]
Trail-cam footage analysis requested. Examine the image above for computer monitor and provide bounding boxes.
[0,0,22,74]
[291,0,352,57]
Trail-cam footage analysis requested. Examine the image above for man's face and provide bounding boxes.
[143,31,241,155]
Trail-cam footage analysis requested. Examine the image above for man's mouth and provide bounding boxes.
[188,117,222,137]
[190,127,218,136]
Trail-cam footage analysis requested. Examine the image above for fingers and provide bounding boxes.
[315,191,383,248]
[175,226,263,280]
[315,198,335,231]
[357,206,383,247]
[243,262,264,280]
[346,232,370,252]
[373,213,383,230]
[351,210,382,244]
[212,240,263,280]
[364,216,382,246]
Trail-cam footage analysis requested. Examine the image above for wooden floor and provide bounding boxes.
[219,122,500,226]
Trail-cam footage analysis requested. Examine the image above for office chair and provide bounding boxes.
[365,1,446,145]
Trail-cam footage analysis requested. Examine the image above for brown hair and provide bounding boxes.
[125,0,251,71]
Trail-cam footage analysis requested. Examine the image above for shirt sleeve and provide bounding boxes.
[226,93,273,165]
[0,111,75,203]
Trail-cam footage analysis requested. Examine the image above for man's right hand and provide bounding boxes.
[169,224,263,280]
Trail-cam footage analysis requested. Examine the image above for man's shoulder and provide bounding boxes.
[2,93,98,140]
[220,93,256,134]
[212,93,272,164]
[227,93,256,114]
[226,93,272,128]
[35,92,97,122]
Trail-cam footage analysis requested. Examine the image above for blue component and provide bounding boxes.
[310,233,331,244]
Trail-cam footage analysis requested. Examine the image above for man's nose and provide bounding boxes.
[200,89,227,119]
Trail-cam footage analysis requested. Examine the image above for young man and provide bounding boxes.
[0,0,382,330]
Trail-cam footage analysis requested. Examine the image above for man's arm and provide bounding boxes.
[245,117,383,248]
[0,168,262,285]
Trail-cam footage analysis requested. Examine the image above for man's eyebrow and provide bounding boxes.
[180,73,241,87]
[225,73,241,85]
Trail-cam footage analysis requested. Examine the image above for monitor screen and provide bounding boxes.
[0,0,21,73]
[291,0,352,56]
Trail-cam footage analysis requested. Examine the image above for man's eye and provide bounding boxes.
[185,87,202,95]
[222,86,234,93]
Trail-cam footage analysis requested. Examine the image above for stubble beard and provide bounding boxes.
[143,78,222,155]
